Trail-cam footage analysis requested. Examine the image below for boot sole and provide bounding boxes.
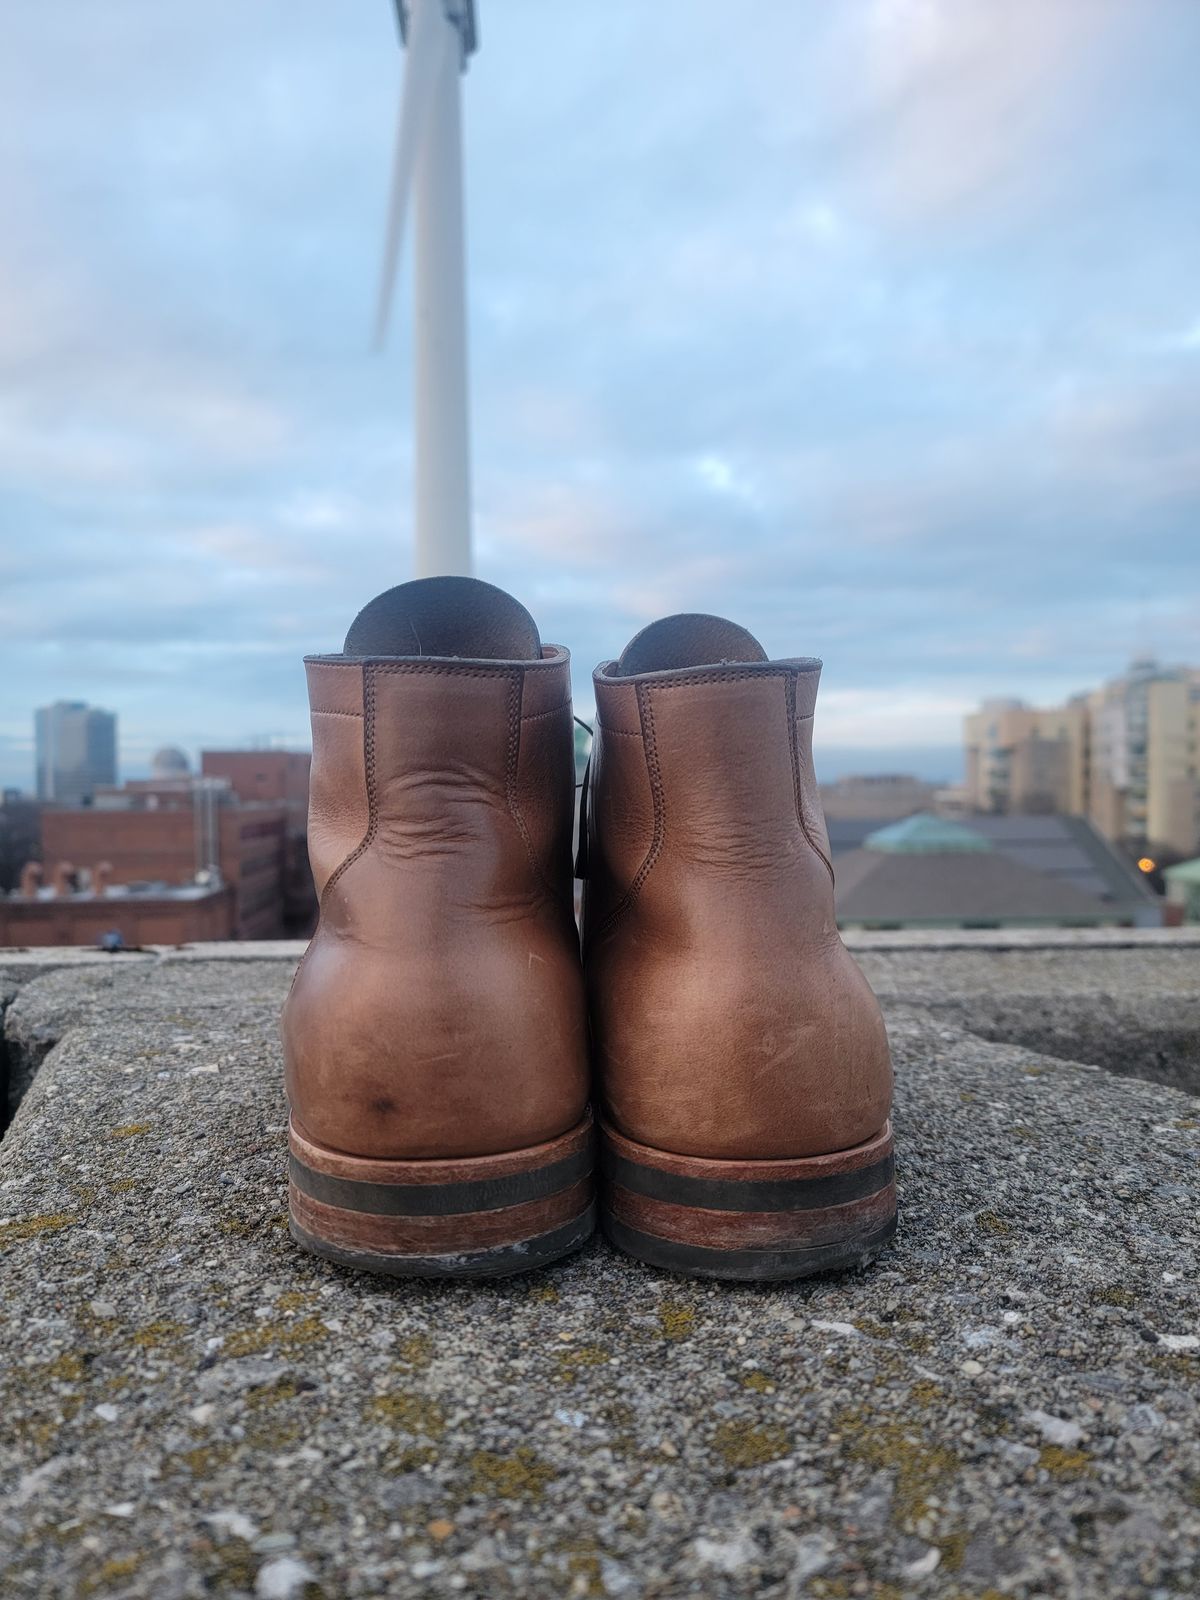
[289,1111,595,1279]
[600,1118,896,1282]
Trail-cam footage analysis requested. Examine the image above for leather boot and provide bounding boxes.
[283,577,593,1278]
[580,613,895,1280]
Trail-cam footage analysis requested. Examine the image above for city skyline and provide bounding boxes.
[13,644,1199,798]
[3,1,1199,791]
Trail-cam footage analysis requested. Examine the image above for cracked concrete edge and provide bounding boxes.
[0,926,1194,980]
[0,959,189,1132]
[2,927,1197,1147]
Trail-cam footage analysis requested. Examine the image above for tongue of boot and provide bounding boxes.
[343,576,542,661]
[616,612,768,675]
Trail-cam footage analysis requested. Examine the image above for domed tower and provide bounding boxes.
[151,746,190,780]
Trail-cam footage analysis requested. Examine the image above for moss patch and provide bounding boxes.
[0,1213,77,1247]
[385,1444,438,1474]
[741,1371,774,1393]
[245,1376,305,1410]
[1039,1445,1091,1480]
[555,1344,610,1382]
[109,1123,152,1139]
[204,1537,256,1592]
[394,1333,433,1370]
[976,1210,1012,1237]
[224,1316,328,1358]
[132,1320,185,1349]
[245,1419,302,1451]
[41,1352,88,1383]
[711,1420,791,1470]
[468,1446,556,1500]
[908,1380,944,1406]
[935,1529,969,1572]
[657,1300,696,1341]
[81,1554,142,1593]
[179,1441,237,1478]
[367,1391,446,1439]
[836,1406,960,1527]
[1092,1286,1137,1309]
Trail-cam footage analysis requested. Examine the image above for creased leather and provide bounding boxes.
[583,648,893,1162]
[304,661,368,898]
[283,642,588,1161]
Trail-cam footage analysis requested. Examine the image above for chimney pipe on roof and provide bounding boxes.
[94,860,113,896]
[18,861,43,898]
[51,861,76,897]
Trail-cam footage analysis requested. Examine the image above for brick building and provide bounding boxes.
[0,879,234,948]
[35,777,291,941]
[3,747,316,948]
[201,751,314,933]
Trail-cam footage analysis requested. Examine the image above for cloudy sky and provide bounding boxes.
[3,0,1199,788]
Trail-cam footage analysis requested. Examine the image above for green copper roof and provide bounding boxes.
[1164,857,1200,884]
[864,813,994,854]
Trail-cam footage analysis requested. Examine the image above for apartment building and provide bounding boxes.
[964,659,1200,855]
[963,699,1088,816]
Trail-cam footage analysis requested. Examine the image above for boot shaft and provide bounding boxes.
[582,621,892,1167]
[583,658,834,947]
[284,583,588,1169]
[305,649,576,924]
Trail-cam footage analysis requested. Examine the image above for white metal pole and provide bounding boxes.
[412,0,472,578]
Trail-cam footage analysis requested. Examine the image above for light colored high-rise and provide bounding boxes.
[34,700,117,806]
[1086,658,1200,852]
[964,659,1200,855]
[963,698,1088,816]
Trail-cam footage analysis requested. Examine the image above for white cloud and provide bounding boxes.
[0,0,1196,790]
[849,0,1135,225]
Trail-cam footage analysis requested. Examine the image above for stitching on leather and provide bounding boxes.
[368,657,564,901]
[616,666,821,691]
[288,666,375,1001]
[520,700,571,722]
[594,683,665,939]
[319,664,378,906]
[787,678,834,883]
[597,726,642,737]
[371,662,525,680]
[311,708,363,718]
[506,672,555,904]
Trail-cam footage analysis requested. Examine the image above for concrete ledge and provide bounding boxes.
[0,941,1197,1597]
[4,926,1196,979]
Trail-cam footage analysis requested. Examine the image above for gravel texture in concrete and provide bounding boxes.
[0,944,1198,1599]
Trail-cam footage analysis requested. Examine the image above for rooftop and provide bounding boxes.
[1,931,1198,1597]
[863,815,994,853]
[828,812,1161,926]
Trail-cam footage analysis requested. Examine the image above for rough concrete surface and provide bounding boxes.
[0,941,1197,1600]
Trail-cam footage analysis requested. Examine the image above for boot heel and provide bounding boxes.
[289,1111,595,1279]
[600,1119,895,1282]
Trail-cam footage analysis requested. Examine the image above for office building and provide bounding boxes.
[34,701,117,806]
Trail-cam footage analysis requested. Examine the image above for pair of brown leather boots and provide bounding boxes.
[282,577,895,1282]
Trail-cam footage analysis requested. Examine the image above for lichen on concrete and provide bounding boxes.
[0,939,1196,1597]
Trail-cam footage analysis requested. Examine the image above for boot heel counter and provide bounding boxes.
[586,665,891,1161]
[286,653,588,1163]
[303,659,371,898]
